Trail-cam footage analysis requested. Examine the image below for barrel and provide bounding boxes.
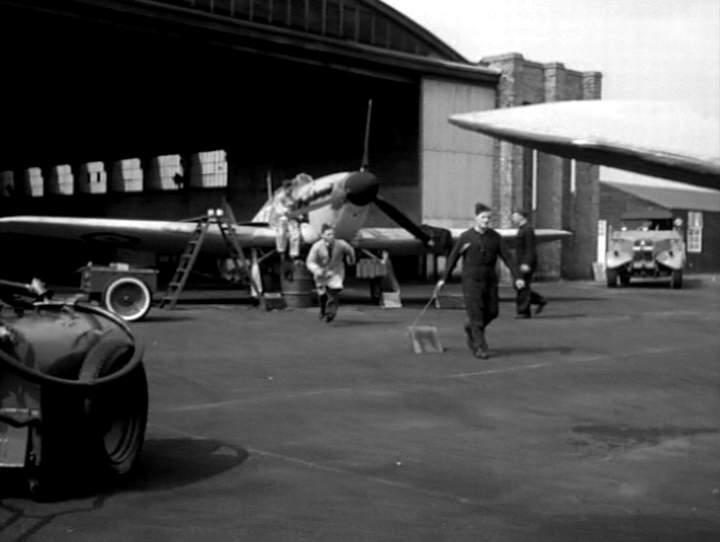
[281,260,314,308]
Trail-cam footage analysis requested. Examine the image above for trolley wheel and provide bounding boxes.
[369,278,382,305]
[670,269,683,289]
[103,277,152,321]
[79,331,148,476]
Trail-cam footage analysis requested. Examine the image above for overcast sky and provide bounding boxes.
[383,0,720,188]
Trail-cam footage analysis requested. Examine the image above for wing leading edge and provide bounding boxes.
[0,216,277,254]
[449,100,720,190]
[355,227,571,253]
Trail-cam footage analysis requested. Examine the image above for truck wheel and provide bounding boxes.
[369,278,382,305]
[79,331,148,477]
[671,270,683,289]
[606,268,618,287]
[103,277,152,322]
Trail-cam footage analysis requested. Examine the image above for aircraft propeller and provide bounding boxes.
[288,99,443,249]
[343,169,433,246]
[352,100,435,247]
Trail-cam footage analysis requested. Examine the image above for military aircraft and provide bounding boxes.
[448,100,720,190]
[0,103,571,320]
[0,170,570,317]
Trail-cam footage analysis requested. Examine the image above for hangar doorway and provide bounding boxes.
[0,9,421,223]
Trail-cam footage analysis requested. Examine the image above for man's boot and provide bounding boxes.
[463,324,474,353]
[474,328,489,359]
[318,293,327,320]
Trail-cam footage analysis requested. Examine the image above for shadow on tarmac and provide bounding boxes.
[618,277,707,289]
[141,313,199,323]
[0,438,248,502]
[527,313,589,319]
[117,438,249,493]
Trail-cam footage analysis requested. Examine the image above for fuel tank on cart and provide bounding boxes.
[0,301,148,500]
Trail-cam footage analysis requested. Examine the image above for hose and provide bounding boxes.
[0,301,144,389]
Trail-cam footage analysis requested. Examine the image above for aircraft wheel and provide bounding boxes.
[606,268,618,287]
[80,332,148,476]
[103,277,152,322]
[25,470,59,502]
[619,269,631,286]
[671,269,683,289]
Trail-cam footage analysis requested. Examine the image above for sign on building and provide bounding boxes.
[687,211,703,253]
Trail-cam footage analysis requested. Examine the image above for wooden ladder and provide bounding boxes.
[216,203,261,298]
[159,206,259,309]
[158,214,213,309]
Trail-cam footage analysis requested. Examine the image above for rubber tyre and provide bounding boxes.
[606,268,618,288]
[369,278,382,305]
[619,269,631,286]
[79,331,148,477]
[103,277,152,322]
[671,269,683,289]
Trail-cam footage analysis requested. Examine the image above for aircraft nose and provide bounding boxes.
[345,170,379,206]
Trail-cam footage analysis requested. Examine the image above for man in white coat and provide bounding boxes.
[306,224,356,322]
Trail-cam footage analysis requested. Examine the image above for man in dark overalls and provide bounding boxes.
[435,203,524,359]
[512,209,547,318]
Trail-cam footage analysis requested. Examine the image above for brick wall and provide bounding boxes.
[482,53,602,279]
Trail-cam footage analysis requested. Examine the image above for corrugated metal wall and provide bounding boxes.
[420,78,495,228]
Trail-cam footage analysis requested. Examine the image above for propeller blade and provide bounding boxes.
[361,99,373,171]
[374,195,433,246]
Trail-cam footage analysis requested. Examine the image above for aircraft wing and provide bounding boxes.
[0,216,277,254]
[354,227,571,254]
[449,100,720,190]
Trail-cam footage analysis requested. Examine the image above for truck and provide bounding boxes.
[605,210,686,288]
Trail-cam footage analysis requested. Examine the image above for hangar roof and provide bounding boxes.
[153,0,466,59]
[150,0,497,83]
[602,179,720,213]
[10,0,497,84]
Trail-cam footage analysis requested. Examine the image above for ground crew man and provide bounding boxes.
[511,209,547,318]
[269,180,301,279]
[306,224,355,322]
[435,203,524,359]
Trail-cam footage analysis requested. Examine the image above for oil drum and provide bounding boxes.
[281,260,314,308]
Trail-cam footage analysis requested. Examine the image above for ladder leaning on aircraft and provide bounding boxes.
[158,205,262,310]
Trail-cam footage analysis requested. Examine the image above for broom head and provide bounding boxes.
[407,325,443,354]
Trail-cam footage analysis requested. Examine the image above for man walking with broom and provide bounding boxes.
[435,203,524,359]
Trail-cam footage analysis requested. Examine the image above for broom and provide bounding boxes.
[407,292,443,354]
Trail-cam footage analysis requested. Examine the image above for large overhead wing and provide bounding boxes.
[449,100,720,190]
[0,216,277,254]
[354,227,571,254]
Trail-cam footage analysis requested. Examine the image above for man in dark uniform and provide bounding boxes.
[512,209,547,318]
[435,203,524,359]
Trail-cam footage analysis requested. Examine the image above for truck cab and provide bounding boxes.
[605,210,686,288]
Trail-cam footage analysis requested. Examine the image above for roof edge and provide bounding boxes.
[367,0,467,63]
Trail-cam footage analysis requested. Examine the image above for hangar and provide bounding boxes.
[0,0,601,280]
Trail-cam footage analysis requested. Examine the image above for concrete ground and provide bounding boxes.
[2,276,720,541]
